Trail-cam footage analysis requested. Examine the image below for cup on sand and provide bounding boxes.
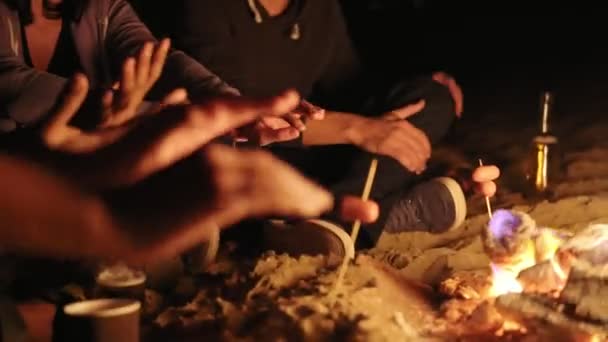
[59,299,140,342]
[95,265,146,303]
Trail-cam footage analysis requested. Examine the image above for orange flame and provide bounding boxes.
[489,263,523,297]
[536,229,565,262]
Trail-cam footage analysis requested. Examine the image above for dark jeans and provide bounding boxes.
[270,76,456,248]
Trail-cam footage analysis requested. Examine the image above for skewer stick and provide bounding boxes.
[330,158,379,300]
[478,159,493,219]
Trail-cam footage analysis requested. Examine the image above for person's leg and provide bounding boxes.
[364,75,456,145]
[269,76,458,248]
[323,76,458,247]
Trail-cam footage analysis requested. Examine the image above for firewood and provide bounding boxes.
[495,293,608,341]
[560,260,608,323]
[517,260,566,295]
[558,224,608,272]
[439,269,492,299]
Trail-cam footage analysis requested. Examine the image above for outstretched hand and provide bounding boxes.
[234,99,325,146]
[99,39,172,128]
[41,39,179,154]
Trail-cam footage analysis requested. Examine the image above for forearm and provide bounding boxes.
[302,110,366,146]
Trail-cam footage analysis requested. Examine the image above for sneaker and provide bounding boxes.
[263,219,355,259]
[384,177,467,234]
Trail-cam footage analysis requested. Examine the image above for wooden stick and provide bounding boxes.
[350,158,379,242]
[478,159,493,219]
[330,158,379,300]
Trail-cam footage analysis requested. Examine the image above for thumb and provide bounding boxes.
[385,100,426,120]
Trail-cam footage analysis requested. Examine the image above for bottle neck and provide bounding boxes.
[540,91,553,135]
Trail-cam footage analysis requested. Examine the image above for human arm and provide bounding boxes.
[303,100,431,174]
[0,12,68,126]
[0,144,379,264]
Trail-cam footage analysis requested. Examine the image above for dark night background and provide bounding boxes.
[132,0,608,125]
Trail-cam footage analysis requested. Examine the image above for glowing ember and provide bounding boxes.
[489,263,523,297]
[495,319,527,336]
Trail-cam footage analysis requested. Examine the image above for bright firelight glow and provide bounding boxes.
[550,257,567,280]
[536,229,565,262]
[489,263,523,297]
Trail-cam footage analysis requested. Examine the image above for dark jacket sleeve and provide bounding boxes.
[105,0,239,100]
[0,14,68,126]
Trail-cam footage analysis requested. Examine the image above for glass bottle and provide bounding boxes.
[524,91,562,199]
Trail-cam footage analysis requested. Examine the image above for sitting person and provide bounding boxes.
[0,75,379,342]
[1,0,326,160]
[171,0,497,250]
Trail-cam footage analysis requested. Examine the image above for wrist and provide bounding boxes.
[344,115,368,146]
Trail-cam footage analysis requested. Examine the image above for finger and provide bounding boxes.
[202,89,300,132]
[472,165,501,182]
[297,100,325,120]
[101,90,114,112]
[409,127,432,158]
[386,100,426,120]
[45,74,89,130]
[283,113,307,131]
[398,122,431,158]
[258,127,300,146]
[448,79,464,117]
[384,140,422,173]
[340,196,379,224]
[476,181,497,197]
[149,38,171,84]
[121,57,136,93]
[161,88,188,106]
[260,116,291,130]
[136,42,154,86]
[208,146,334,219]
[432,71,448,83]
[396,136,429,172]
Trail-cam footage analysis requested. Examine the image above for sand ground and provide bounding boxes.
[151,79,608,341]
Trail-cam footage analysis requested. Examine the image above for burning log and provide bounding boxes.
[439,269,492,299]
[557,224,608,273]
[535,227,572,262]
[560,260,608,323]
[483,210,537,274]
[496,293,608,341]
[517,259,567,295]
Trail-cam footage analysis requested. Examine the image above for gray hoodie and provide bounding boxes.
[0,0,238,131]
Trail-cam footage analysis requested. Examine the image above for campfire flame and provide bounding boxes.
[489,263,523,297]
[487,226,568,297]
[536,228,566,262]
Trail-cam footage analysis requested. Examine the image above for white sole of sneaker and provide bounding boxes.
[436,177,467,232]
[264,219,355,259]
[306,219,355,259]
